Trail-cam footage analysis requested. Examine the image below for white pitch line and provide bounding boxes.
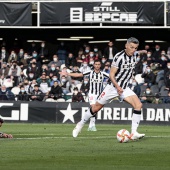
[10,136,170,140]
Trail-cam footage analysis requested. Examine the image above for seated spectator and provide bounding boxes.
[152,93,162,104]
[48,55,62,68]
[30,85,44,101]
[18,71,27,84]
[8,50,17,63]
[50,75,60,87]
[8,61,21,86]
[37,73,51,98]
[22,79,30,94]
[0,47,9,63]
[72,87,85,102]
[26,59,41,79]
[71,66,82,85]
[28,79,37,94]
[0,62,9,78]
[134,55,143,75]
[163,91,170,103]
[141,66,156,87]
[145,51,153,66]
[17,48,24,62]
[17,86,29,101]
[27,71,36,82]
[18,52,29,69]
[0,85,15,101]
[89,58,95,68]
[48,81,63,100]
[3,76,13,89]
[165,74,170,91]
[61,75,70,95]
[79,61,91,73]
[0,118,13,138]
[150,63,160,75]
[80,77,90,96]
[40,64,48,75]
[65,53,76,70]
[140,87,154,103]
[93,46,102,59]
[48,64,60,79]
[128,79,141,97]
[164,62,170,89]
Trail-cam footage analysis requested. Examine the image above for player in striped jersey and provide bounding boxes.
[73,37,147,140]
[61,60,109,131]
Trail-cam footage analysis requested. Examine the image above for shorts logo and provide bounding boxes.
[100,92,105,98]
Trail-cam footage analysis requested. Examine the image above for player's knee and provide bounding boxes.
[135,102,142,110]
[92,103,103,113]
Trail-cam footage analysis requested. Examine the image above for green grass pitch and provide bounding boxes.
[0,123,170,170]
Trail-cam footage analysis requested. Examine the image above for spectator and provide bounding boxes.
[0,47,9,63]
[145,51,153,66]
[158,54,168,71]
[61,75,70,95]
[17,86,29,101]
[8,61,21,86]
[37,73,51,94]
[18,71,27,84]
[30,84,44,101]
[104,40,118,63]
[3,76,13,89]
[22,79,30,94]
[93,46,102,59]
[128,79,141,97]
[50,75,60,87]
[89,58,94,68]
[72,87,85,102]
[38,41,49,65]
[27,71,36,82]
[80,77,90,96]
[79,61,91,73]
[165,74,170,91]
[163,91,170,103]
[65,53,76,70]
[142,60,148,73]
[140,87,154,103]
[57,42,67,64]
[17,48,24,62]
[48,55,62,68]
[48,81,63,100]
[26,59,41,79]
[152,44,161,62]
[101,56,107,70]
[0,118,13,138]
[141,66,155,87]
[0,62,9,78]
[28,41,38,55]
[0,85,15,101]
[164,62,170,89]
[71,66,82,85]
[152,93,162,104]
[40,64,48,75]
[134,55,143,75]
[19,52,30,69]
[8,50,17,63]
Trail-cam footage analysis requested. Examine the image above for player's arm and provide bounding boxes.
[109,67,123,95]
[138,50,147,55]
[0,132,13,138]
[68,72,83,77]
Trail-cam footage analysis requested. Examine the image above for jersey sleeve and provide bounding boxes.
[82,70,91,76]
[111,54,121,68]
[102,72,109,78]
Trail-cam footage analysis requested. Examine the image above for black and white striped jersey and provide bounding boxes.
[111,50,138,89]
[83,70,109,95]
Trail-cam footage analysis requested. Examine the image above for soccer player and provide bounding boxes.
[61,60,109,131]
[0,118,13,138]
[72,37,147,140]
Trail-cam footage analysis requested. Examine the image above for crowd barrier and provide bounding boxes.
[0,101,169,125]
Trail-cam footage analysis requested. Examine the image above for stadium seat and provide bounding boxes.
[45,98,55,102]
[11,87,20,95]
[158,80,165,90]
[140,85,147,94]
[23,69,28,77]
[135,74,144,84]
[160,90,168,98]
[156,74,164,83]
[56,98,66,102]
[150,85,159,95]
[66,99,72,102]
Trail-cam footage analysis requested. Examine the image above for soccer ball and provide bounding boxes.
[117,129,130,143]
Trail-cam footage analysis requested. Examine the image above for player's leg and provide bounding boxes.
[72,84,118,137]
[88,95,98,131]
[122,88,145,140]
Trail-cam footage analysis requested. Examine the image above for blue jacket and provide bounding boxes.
[0,89,15,101]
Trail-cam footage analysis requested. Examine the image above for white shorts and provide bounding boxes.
[97,84,136,105]
[88,94,98,105]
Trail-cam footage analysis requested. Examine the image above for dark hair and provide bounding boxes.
[94,60,101,64]
[0,118,4,123]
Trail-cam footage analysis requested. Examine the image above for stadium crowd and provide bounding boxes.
[0,40,170,104]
